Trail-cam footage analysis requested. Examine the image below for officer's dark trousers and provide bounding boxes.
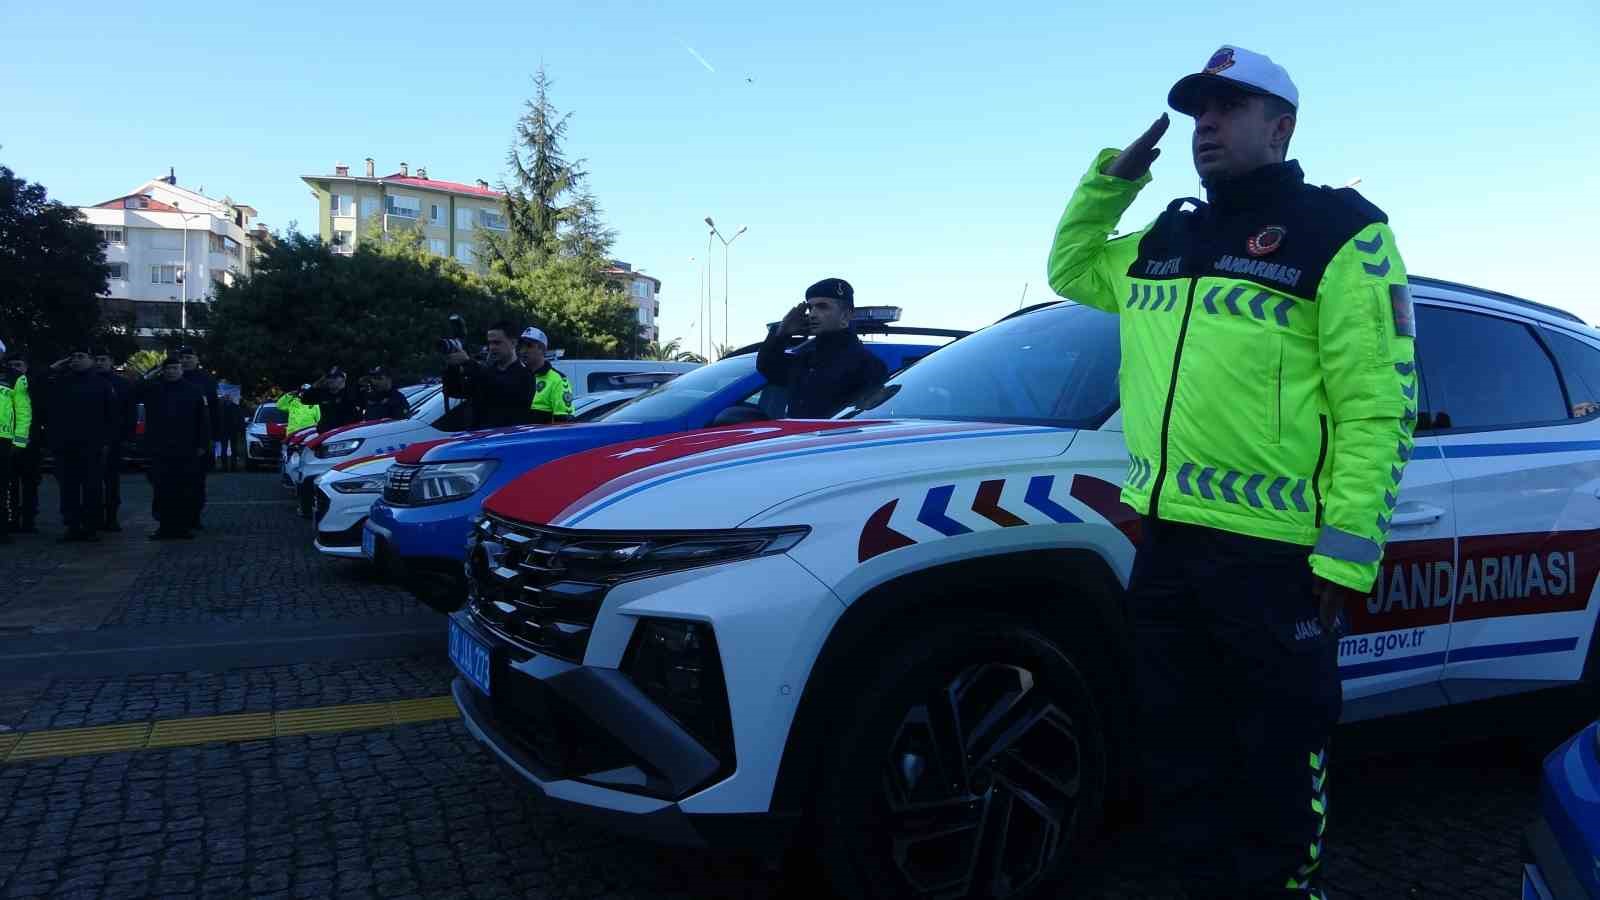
[54,446,103,533]
[0,441,11,531]
[1127,517,1341,899]
[8,444,40,527]
[101,443,121,525]
[150,457,198,534]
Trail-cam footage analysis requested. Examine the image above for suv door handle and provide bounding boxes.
[1392,503,1445,527]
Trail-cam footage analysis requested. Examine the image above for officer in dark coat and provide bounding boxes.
[178,345,219,525]
[142,355,210,539]
[46,348,118,541]
[92,348,135,531]
[359,366,410,421]
[757,277,888,418]
[300,366,364,432]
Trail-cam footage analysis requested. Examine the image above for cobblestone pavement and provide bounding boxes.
[0,471,1576,899]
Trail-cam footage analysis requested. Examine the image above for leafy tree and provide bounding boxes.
[203,230,513,397]
[0,165,110,361]
[490,256,641,359]
[481,68,613,273]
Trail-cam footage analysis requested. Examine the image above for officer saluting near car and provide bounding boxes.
[757,277,888,418]
[1047,45,1418,897]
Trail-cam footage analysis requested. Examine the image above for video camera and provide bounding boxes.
[437,314,468,355]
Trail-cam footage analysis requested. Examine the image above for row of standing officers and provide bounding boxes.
[0,345,222,542]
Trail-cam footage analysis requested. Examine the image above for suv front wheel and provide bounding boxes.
[816,616,1109,899]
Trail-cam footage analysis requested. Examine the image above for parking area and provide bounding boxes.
[0,472,1570,899]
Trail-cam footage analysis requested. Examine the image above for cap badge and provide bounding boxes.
[1247,226,1285,257]
[1204,47,1235,74]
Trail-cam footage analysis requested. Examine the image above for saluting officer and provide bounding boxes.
[1046,45,1417,897]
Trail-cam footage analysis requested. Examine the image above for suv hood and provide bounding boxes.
[483,419,1078,531]
[419,420,660,464]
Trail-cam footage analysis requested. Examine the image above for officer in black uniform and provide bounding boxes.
[757,278,888,418]
[92,348,135,531]
[442,320,534,428]
[359,366,410,421]
[300,366,363,432]
[142,355,210,539]
[47,347,118,542]
[178,346,219,527]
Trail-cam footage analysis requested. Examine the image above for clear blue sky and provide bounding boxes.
[6,0,1598,354]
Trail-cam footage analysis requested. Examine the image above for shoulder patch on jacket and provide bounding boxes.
[1390,284,1416,337]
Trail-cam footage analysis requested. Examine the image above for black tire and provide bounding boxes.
[815,615,1108,900]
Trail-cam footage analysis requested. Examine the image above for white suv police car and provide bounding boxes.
[450,276,1600,899]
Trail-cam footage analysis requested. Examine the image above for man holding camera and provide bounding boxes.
[757,277,887,419]
[442,321,534,429]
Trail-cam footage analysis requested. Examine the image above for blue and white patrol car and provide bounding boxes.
[450,277,1600,899]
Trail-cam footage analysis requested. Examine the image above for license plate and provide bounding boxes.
[361,526,376,559]
[449,619,492,696]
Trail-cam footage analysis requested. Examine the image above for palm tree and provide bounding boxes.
[639,337,706,364]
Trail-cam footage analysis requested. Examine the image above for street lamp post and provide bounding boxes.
[174,202,204,333]
[704,217,747,355]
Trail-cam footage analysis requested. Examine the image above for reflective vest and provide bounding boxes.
[531,365,574,421]
[0,374,31,448]
[276,392,321,434]
[1047,150,1417,592]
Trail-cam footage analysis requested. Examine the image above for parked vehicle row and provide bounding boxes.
[285,285,1599,899]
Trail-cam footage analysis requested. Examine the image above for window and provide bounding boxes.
[456,208,474,230]
[601,356,761,422]
[477,209,506,230]
[455,242,473,264]
[151,265,179,284]
[331,194,354,217]
[385,195,420,219]
[636,306,650,325]
[1414,307,1568,431]
[209,233,226,254]
[632,281,652,300]
[1543,329,1600,418]
[841,303,1123,426]
[360,197,378,220]
[430,204,443,224]
[428,238,448,256]
[123,196,149,209]
[106,262,128,280]
[95,226,125,244]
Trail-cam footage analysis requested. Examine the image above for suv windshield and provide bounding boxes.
[839,303,1121,427]
[253,405,288,425]
[600,355,758,422]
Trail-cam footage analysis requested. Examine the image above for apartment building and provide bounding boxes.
[603,261,661,343]
[79,171,260,341]
[302,159,506,272]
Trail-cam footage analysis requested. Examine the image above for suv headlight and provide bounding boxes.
[316,438,363,459]
[547,527,809,579]
[330,474,387,494]
[408,461,497,505]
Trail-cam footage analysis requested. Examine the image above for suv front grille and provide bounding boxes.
[384,464,420,504]
[466,515,616,663]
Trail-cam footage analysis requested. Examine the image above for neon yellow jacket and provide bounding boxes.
[276,392,321,434]
[0,375,32,449]
[530,364,574,423]
[1048,150,1418,592]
